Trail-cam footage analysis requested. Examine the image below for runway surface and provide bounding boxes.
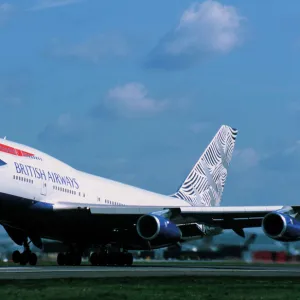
[1,264,300,279]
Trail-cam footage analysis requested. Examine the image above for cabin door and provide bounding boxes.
[41,181,47,196]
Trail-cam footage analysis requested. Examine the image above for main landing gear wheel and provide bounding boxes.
[12,250,21,264]
[28,253,37,266]
[90,252,133,266]
[12,250,38,266]
[57,252,82,266]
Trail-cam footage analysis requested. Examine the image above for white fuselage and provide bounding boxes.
[0,139,190,208]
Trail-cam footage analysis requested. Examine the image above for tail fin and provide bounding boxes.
[171,125,238,207]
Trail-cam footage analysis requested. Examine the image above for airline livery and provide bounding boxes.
[0,125,297,266]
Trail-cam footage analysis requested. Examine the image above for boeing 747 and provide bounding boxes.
[0,125,295,266]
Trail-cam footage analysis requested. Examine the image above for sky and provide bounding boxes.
[1,0,300,208]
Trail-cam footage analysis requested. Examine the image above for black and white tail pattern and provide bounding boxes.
[171,125,238,207]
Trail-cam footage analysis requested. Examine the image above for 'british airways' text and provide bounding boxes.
[14,162,79,189]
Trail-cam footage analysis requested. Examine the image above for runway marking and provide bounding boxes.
[0,265,299,279]
[0,268,298,273]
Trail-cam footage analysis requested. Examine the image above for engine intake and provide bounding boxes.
[262,212,300,242]
[136,214,182,243]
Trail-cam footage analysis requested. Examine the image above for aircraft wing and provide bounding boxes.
[52,201,288,231]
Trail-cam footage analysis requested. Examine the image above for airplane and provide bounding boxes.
[0,125,295,267]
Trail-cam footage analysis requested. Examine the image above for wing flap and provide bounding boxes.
[177,205,284,228]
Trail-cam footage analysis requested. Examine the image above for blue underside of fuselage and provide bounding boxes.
[0,192,172,250]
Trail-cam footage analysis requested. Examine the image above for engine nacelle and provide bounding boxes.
[262,212,300,242]
[136,214,182,244]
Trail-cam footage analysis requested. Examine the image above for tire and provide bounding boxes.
[90,252,98,266]
[29,253,37,266]
[124,253,133,266]
[57,253,65,266]
[98,253,108,266]
[19,252,29,266]
[12,250,21,263]
[74,254,82,266]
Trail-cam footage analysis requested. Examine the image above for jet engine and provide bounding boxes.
[262,212,300,242]
[136,214,182,244]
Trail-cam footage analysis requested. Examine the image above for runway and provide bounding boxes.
[1,264,300,279]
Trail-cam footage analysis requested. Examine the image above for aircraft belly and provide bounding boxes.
[0,192,145,247]
[0,192,187,250]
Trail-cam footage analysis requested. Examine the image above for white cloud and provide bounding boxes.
[169,0,243,54]
[0,3,14,24]
[147,0,245,69]
[52,34,130,64]
[104,82,168,118]
[28,0,82,11]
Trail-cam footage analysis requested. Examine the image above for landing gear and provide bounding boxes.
[56,252,82,266]
[28,253,38,266]
[89,251,133,266]
[55,244,133,267]
[19,252,37,266]
[12,240,38,266]
[12,250,21,263]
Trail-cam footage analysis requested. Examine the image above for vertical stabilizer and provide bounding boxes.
[171,125,238,207]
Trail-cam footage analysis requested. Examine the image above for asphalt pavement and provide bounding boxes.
[0,263,300,279]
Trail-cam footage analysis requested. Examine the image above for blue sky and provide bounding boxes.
[1,0,300,207]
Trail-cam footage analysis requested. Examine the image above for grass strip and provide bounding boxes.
[0,276,298,300]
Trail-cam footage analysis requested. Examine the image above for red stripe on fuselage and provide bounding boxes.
[0,143,34,157]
